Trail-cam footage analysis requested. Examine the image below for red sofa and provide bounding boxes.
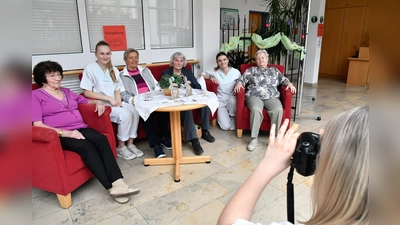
[236,63,293,138]
[32,83,116,208]
[80,63,218,141]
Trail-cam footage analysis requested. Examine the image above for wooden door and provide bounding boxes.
[361,6,369,46]
[249,12,262,58]
[319,8,345,76]
[326,0,346,9]
[346,0,368,7]
[337,6,367,77]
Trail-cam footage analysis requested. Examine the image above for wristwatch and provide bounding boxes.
[58,130,63,137]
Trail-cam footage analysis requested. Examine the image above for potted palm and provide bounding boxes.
[159,73,182,96]
[258,0,308,64]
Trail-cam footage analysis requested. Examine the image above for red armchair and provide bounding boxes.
[32,84,116,208]
[236,63,293,138]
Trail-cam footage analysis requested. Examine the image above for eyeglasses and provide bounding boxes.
[46,74,62,79]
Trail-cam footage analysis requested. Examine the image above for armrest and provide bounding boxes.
[32,105,113,141]
[279,86,293,109]
[279,86,293,122]
[205,79,218,94]
[32,125,72,193]
[78,104,116,153]
[78,104,112,134]
[32,126,59,143]
[236,88,246,118]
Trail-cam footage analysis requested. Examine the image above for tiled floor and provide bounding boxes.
[32,77,369,225]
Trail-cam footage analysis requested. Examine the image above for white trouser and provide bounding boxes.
[110,102,139,141]
[218,95,237,130]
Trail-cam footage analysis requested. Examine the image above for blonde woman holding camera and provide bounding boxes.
[218,106,369,225]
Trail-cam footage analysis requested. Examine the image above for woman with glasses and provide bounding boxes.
[32,60,140,204]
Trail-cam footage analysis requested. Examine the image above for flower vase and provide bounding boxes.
[163,88,171,96]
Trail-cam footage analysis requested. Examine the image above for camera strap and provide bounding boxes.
[287,165,295,224]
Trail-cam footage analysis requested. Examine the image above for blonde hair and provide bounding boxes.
[95,40,117,83]
[305,106,369,225]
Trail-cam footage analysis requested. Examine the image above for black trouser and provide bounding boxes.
[181,106,211,142]
[60,128,122,190]
[142,112,169,148]
[198,106,211,130]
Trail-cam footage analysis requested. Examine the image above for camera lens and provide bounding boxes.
[301,142,310,147]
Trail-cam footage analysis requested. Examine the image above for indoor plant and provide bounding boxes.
[159,73,182,95]
[227,49,253,70]
[258,0,308,64]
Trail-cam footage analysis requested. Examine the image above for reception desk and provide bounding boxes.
[347,47,369,86]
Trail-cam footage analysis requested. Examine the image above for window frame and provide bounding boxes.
[148,0,194,49]
[32,0,195,71]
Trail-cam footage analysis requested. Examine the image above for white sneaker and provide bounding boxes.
[127,144,144,157]
[247,139,258,151]
[117,146,136,160]
[109,186,140,197]
[229,117,236,131]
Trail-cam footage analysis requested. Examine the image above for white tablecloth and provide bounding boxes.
[134,89,219,121]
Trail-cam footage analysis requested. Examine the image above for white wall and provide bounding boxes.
[303,0,326,84]
[194,0,221,76]
[220,0,268,26]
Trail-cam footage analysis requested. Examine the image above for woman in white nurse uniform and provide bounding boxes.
[80,40,143,160]
[202,52,241,130]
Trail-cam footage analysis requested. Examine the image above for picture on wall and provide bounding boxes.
[220,8,239,30]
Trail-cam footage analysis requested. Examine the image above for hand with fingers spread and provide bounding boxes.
[218,106,369,225]
[217,119,300,225]
[260,119,300,177]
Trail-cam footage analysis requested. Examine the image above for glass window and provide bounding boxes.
[148,0,193,49]
[86,0,144,51]
[32,0,82,55]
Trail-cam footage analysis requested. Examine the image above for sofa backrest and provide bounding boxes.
[32,83,40,90]
[147,63,192,81]
[78,63,193,82]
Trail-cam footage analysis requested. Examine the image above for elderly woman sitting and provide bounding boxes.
[234,50,296,151]
[119,48,172,159]
[32,60,140,204]
[161,52,216,156]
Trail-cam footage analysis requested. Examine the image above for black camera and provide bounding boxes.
[287,132,320,223]
[291,132,320,177]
